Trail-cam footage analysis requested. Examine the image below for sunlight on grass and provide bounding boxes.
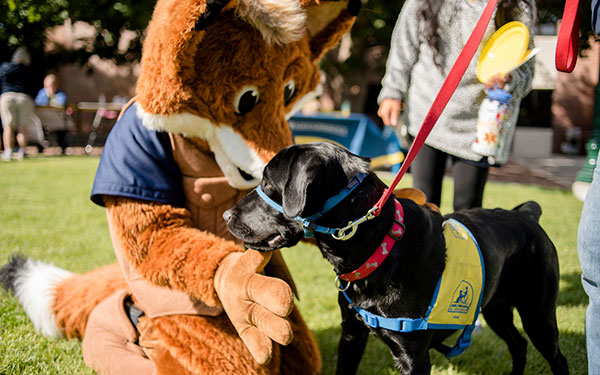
[0,156,588,374]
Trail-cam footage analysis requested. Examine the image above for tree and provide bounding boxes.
[0,0,594,95]
[0,0,155,85]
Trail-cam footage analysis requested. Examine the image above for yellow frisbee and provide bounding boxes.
[477,21,529,83]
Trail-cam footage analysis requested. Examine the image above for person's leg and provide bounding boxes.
[410,144,448,207]
[578,154,600,375]
[2,126,14,160]
[56,130,68,152]
[451,158,489,211]
[15,95,33,157]
[0,94,15,159]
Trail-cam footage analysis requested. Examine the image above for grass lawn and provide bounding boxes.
[0,155,588,374]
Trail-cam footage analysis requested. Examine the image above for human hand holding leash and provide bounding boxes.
[214,249,294,365]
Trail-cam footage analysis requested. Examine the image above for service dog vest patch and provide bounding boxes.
[341,218,485,358]
[427,218,484,328]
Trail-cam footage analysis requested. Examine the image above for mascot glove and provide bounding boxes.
[214,249,294,365]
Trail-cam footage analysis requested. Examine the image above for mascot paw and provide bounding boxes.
[215,249,294,365]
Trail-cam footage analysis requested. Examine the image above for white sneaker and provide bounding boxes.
[14,148,26,160]
[1,149,12,161]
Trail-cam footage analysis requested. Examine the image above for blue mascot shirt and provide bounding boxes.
[90,103,185,208]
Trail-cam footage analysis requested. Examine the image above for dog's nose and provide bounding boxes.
[223,209,232,223]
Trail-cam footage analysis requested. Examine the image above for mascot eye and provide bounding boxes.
[284,80,296,105]
[234,86,260,116]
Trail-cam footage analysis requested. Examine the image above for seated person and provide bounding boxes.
[35,74,70,152]
[35,74,67,107]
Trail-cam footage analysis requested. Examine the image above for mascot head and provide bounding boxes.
[135,0,359,189]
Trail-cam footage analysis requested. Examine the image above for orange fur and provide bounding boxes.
[145,314,280,375]
[143,308,320,375]
[53,263,127,339]
[51,1,358,373]
[105,196,242,307]
[309,9,356,60]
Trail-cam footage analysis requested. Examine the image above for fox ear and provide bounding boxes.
[136,0,233,114]
[305,0,361,61]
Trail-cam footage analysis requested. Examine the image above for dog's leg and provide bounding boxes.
[335,293,370,375]
[514,239,569,375]
[379,331,432,375]
[517,303,569,375]
[482,301,528,374]
[514,276,569,374]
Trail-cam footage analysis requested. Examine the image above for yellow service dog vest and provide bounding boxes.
[342,218,485,357]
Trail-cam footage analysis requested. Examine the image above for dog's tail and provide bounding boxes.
[512,201,542,222]
[1,254,127,339]
[0,254,72,338]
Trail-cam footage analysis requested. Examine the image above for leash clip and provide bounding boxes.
[332,207,377,241]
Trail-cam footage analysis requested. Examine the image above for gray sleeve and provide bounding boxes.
[377,0,421,104]
[504,1,536,99]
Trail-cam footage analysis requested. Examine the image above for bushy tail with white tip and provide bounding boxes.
[0,254,72,338]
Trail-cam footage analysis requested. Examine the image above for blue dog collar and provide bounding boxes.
[255,172,367,237]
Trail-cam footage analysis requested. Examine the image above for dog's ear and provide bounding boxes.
[281,158,336,219]
[281,164,311,219]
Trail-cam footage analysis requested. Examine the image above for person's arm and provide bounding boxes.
[34,89,47,106]
[54,91,67,106]
[377,0,422,105]
[503,1,536,99]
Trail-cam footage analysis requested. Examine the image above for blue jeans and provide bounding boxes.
[578,153,600,375]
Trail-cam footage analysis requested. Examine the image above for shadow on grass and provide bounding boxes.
[313,324,586,374]
[558,271,588,307]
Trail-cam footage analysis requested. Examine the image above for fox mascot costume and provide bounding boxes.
[0,0,360,374]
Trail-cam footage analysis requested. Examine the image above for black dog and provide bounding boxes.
[223,142,569,375]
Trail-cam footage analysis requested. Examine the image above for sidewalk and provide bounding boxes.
[489,154,587,190]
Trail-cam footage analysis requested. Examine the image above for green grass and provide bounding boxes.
[0,156,587,374]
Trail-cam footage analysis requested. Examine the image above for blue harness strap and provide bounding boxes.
[340,218,485,358]
[341,290,428,332]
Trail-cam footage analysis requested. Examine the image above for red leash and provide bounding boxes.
[555,0,581,73]
[372,0,498,216]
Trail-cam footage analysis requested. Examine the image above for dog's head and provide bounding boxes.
[134,0,360,189]
[224,142,372,251]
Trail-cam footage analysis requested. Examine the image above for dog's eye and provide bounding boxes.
[234,86,260,116]
[284,80,296,106]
